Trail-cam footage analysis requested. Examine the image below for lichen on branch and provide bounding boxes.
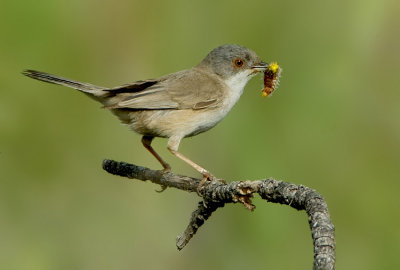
[102,159,336,270]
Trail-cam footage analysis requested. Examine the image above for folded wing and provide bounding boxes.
[104,68,225,110]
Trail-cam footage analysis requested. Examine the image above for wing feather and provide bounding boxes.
[105,68,226,110]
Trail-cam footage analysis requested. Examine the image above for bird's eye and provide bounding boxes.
[233,58,245,68]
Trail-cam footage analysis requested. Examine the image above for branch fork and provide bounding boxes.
[102,159,335,270]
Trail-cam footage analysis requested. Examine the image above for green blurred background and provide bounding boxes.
[1,0,399,269]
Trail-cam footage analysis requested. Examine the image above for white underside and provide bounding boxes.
[184,70,256,136]
[222,70,254,112]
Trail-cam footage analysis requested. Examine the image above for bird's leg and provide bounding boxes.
[141,136,171,172]
[167,136,216,192]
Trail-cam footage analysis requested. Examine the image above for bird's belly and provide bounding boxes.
[116,108,227,138]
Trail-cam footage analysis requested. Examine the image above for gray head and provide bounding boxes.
[197,44,267,80]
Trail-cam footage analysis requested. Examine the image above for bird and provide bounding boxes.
[23,44,270,186]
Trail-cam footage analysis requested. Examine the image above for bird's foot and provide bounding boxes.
[155,166,171,193]
[155,185,168,193]
[197,171,225,194]
[162,166,172,174]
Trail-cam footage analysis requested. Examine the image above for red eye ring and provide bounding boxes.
[233,58,245,68]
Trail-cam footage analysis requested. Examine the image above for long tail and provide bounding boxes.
[22,69,107,97]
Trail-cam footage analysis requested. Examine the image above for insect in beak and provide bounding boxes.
[261,62,281,98]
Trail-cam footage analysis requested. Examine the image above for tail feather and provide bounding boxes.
[22,69,107,96]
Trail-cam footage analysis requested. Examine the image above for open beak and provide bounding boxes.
[251,61,268,72]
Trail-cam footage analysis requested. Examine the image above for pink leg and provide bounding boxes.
[141,136,171,171]
[167,136,215,190]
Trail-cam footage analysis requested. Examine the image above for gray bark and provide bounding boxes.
[102,159,335,270]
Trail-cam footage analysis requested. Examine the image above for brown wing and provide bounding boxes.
[105,68,225,110]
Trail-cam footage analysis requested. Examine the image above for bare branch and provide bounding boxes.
[176,200,224,250]
[102,159,336,270]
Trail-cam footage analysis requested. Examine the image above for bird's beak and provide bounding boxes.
[251,61,268,72]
